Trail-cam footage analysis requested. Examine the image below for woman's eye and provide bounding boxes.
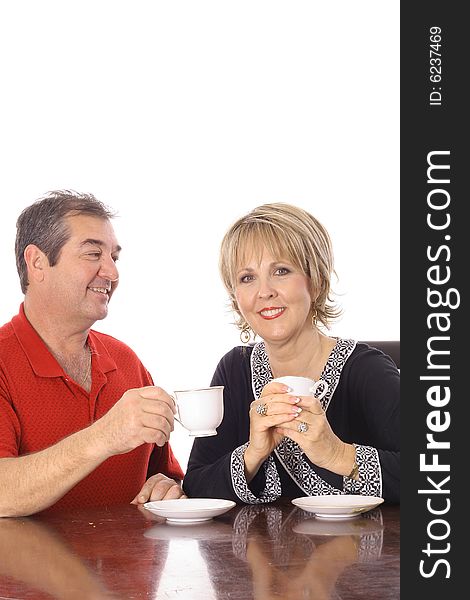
[240,274,254,283]
[275,267,290,276]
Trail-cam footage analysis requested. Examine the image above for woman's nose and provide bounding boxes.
[257,280,277,299]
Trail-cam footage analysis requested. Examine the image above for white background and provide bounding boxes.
[0,1,399,471]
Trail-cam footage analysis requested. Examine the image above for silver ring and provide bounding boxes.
[297,421,309,433]
[256,403,268,416]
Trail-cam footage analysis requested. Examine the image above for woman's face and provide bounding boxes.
[234,246,314,346]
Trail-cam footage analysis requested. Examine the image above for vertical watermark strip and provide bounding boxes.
[401,1,466,596]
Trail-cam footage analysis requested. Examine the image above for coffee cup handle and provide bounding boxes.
[171,397,186,430]
[173,411,189,431]
[309,380,328,400]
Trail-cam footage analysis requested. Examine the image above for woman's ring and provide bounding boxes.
[256,403,268,416]
[297,421,309,433]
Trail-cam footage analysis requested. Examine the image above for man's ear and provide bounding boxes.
[24,244,48,284]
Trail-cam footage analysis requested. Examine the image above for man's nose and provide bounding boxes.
[99,256,119,282]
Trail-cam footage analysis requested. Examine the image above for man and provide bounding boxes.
[0,190,184,516]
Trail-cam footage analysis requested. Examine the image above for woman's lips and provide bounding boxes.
[258,307,286,320]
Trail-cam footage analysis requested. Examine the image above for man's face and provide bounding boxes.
[41,214,121,328]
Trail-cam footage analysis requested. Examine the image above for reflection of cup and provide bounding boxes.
[173,386,224,436]
[272,375,328,400]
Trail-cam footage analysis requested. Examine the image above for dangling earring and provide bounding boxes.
[311,306,318,327]
[240,323,252,344]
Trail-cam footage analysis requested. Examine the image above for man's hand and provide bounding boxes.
[131,473,186,504]
[90,386,176,458]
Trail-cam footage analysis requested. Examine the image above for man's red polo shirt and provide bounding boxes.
[0,304,184,511]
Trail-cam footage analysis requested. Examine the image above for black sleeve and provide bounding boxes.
[182,347,252,502]
[340,346,400,503]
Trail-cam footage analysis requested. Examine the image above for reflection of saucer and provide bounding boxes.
[144,520,233,541]
[293,517,384,537]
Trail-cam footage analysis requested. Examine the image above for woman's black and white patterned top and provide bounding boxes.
[183,339,400,504]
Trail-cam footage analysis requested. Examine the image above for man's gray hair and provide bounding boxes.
[15,189,116,293]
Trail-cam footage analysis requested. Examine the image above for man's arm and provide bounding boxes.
[0,386,175,517]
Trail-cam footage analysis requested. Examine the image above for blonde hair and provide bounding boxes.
[219,202,341,331]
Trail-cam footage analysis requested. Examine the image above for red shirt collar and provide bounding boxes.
[11,303,117,377]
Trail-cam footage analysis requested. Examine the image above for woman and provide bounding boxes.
[183,203,399,503]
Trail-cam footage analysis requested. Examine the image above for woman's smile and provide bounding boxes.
[258,307,286,320]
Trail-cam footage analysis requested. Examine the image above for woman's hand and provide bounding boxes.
[276,396,354,476]
[244,381,301,481]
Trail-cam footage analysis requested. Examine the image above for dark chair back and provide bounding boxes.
[360,341,400,369]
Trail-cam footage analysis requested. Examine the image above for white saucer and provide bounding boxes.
[291,495,384,519]
[143,498,236,523]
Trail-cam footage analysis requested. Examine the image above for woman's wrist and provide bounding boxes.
[243,444,268,483]
[337,443,358,479]
[316,442,357,479]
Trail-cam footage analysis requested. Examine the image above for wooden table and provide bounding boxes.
[0,499,399,599]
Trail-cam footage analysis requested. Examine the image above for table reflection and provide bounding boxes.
[0,501,399,600]
[234,506,383,600]
[0,506,169,600]
[0,517,119,599]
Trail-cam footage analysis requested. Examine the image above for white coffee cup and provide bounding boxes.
[271,375,328,399]
[173,386,224,437]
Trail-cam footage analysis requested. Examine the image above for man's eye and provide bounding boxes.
[87,252,101,259]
